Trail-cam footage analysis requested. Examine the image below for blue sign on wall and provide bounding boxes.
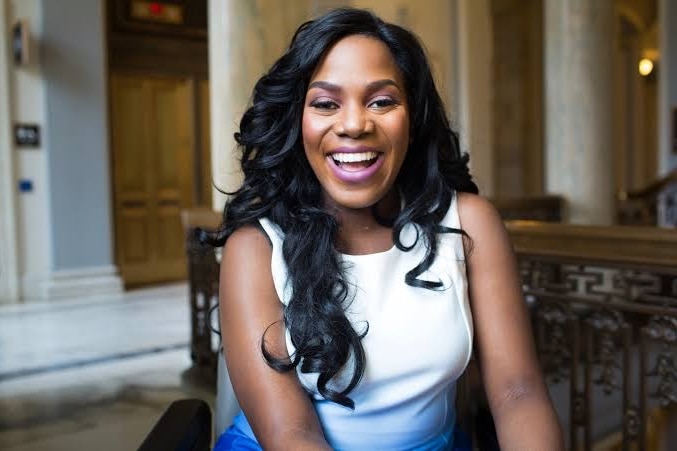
[18,179,33,193]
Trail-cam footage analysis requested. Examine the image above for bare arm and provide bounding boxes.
[458,193,564,450]
[219,225,331,451]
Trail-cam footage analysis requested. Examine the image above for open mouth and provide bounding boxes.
[329,151,380,172]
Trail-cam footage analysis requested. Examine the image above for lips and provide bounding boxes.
[331,151,379,169]
[326,147,384,183]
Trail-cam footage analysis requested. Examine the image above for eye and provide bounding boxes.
[309,99,339,110]
[368,97,398,109]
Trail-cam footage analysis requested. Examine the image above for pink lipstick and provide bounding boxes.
[326,146,384,183]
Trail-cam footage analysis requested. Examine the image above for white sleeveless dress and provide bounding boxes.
[231,196,473,450]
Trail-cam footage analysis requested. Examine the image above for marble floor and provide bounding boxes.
[0,283,215,451]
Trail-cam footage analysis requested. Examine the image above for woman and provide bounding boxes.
[210,8,563,450]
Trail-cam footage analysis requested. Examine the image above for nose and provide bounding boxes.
[335,104,374,138]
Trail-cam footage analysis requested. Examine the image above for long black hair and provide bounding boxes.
[206,8,478,408]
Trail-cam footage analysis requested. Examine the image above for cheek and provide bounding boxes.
[301,113,326,151]
[384,114,410,158]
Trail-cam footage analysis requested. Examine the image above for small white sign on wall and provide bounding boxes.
[14,124,40,147]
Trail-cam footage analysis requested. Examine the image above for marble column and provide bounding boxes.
[544,0,615,224]
[208,0,312,211]
[659,0,677,174]
[455,0,494,197]
[0,0,20,303]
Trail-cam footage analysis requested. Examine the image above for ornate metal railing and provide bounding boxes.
[508,221,677,450]
[181,208,222,380]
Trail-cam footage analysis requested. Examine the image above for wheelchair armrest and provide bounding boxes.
[137,399,212,451]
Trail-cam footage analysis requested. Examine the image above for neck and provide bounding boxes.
[328,189,399,229]
[326,189,400,255]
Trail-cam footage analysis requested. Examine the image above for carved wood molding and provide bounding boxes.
[507,221,677,271]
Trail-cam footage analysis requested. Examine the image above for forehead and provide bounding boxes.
[309,35,404,87]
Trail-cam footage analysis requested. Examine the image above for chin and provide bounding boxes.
[325,188,389,211]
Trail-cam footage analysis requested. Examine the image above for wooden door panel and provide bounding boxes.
[119,213,150,263]
[153,80,194,207]
[112,75,153,274]
[150,78,193,274]
[111,73,195,286]
[112,78,149,194]
[154,83,182,190]
[157,188,181,196]
[157,211,184,260]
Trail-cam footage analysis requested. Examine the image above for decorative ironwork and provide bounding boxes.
[644,316,677,408]
[535,302,571,383]
[517,254,677,449]
[588,310,625,395]
[644,315,677,343]
[186,228,220,370]
[648,351,677,407]
[519,259,567,295]
[624,406,641,438]
[571,393,586,425]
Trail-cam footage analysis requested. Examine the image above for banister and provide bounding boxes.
[507,220,677,271]
[623,168,677,200]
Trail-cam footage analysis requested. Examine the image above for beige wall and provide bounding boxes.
[491,0,544,197]
[455,0,494,196]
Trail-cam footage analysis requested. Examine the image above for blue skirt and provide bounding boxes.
[214,411,472,451]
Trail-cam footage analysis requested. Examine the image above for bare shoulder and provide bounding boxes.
[222,223,273,266]
[224,223,271,252]
[220,223,280,311]
[456,192,506,243]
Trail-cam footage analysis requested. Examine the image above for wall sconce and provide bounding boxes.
[638,58,654,77]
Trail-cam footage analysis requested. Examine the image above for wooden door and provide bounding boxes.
[111,73,195,286]
[198,79,212,207]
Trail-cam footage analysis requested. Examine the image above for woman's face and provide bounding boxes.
[302,35,410,211]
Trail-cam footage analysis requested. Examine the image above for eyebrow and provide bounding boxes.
[307,79,402,93]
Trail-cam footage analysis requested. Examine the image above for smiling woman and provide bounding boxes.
[205,7,563,451]
[302,35,409,214]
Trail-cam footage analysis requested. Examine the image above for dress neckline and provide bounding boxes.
[339,242,398,260]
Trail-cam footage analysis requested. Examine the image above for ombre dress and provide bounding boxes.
[215,196,474,451]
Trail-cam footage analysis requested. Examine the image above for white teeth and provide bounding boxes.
[331,151,378,163]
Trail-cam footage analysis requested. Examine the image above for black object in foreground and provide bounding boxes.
[137,399,212,451]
